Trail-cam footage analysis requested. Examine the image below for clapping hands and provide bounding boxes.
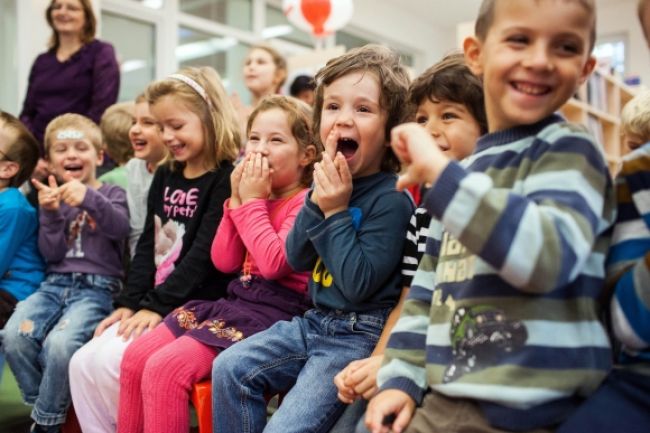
[31,173,88,210]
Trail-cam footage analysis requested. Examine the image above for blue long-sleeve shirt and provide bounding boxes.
[0,188,44,301]
[286,172,414,312]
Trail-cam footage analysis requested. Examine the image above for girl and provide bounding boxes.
[116,95,319,433]
[68,66,240,433]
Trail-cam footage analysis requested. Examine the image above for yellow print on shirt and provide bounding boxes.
[312,258,333,288]
[438,232,476,284]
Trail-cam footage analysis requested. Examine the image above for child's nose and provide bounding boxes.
[335,108,353,126]
[523,44,553,71]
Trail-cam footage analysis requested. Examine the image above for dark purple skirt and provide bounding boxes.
[164,277,311,349]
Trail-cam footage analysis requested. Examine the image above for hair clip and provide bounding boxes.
[56,129,85,140]
[168,74,212,107]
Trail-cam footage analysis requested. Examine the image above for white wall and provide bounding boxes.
[597,0,650,86]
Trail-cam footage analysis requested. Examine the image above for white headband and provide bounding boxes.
[168,74,211,107]
[56,129,85,140]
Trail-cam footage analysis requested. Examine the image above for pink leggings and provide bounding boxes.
[117,324,218,433]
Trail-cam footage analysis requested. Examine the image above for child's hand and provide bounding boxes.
[58,173,88,207]
[31,175,61,211]
[365,389,416,433]
[117,309,162,341]
[313,152,352,218]
[334,355,384,403]
[239,152,272,204]
[391,123,451,191]
[94,307,135,337]
[229,155,247,208]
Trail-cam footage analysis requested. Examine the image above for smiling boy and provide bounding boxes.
[363,1,615,433]
[2,113,129,433]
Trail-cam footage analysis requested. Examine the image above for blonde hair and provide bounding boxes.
[146,67,241,171]
[44,113,102,156]
[0,111,40,187]
[475,0,596,51]
[247,95,321,186]
[46,0,96,49]
[621,90,650,143]
[100,102,135,165]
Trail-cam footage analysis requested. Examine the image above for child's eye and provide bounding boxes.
[557,41,580,55]
[507,35,528,45]
[442,112,459,120]
[415,115,428,125]
[248,135,260,142]
[271,137,284,143]
[358,106,371,113]
[325,103,339,111]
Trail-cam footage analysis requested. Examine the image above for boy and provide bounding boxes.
[620,90,650,151]
[98,102,135,187]
[211,44,414,433]
[2,113,129,433]
[330,52,488,432]
[364,1,613,432]
[0,111,44,329]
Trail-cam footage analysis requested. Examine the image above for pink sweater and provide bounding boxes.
[210,190,309,293]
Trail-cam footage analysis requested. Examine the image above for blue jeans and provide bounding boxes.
[1,272,120,426]
[212,307,389,433]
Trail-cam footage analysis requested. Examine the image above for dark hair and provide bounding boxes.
[408,52,488,135]
[475,0,596,51]
[313,44,410,173]
[247,95,322,187]
[0,112,40,187]
[289,75,316,97]
[46,0,96,50]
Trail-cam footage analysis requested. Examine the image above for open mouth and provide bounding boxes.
[132,139,148,152]
[336,138,359,159]
[63,163,83,173]
[168,143,186,156]
[511,81,551,96]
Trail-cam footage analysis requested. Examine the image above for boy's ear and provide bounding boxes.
[578,55,597,86]
[300,144,317,167]
[96,148,105,167]
[463,36,484,76]
[0,161,19,180]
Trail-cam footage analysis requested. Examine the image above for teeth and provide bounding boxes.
[514,82,550,95]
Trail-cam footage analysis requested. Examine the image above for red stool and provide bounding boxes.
[61,405,82,433]
[190,380,285,433]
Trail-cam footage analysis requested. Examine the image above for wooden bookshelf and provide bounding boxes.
[560,69,637,175]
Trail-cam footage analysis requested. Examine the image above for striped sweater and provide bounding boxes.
[607,141,650,376]
[378,114,615,431]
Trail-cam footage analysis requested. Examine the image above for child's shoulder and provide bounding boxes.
[0,187,36,215]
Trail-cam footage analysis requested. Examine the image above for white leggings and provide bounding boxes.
[68,323,136,433]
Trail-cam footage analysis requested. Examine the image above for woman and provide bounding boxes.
[20,0,120,155]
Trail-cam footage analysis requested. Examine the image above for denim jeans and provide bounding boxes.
[212,307,390,433]
[2,272,120,426]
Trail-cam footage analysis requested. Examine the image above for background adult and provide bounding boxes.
[19,0,120,156]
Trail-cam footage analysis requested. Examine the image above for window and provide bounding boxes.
[265,5,314,48]
[179,0,252,31]
[336,30,415,67]
[178,27,251,104]
[1,0,17,114]
[594,34,626,77]
[102,12,157,102]
[126,0,164,9]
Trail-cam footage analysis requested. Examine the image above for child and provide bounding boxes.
[68,66,240,433]
[211,44,414,433]
[363,1,615,432]
[289,74,316,106]
[555,95,650,433]
[0,111,45,330]
[330,52,487,433]
[3,113,129,433]
[124,93,167,257]
[116,95,319,433]
[620,89,650,151]
[97,102,135,185]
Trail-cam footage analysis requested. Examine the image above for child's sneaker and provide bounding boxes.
[30,423,61,433]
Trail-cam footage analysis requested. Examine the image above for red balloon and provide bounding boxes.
[300,0,331,37]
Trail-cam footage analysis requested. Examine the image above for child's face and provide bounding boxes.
[415,98,481,161]
[48,132,101,185]
[130,101,166,165]
[320,71,388,178]
[623,132,645,151]
[465,0,595,132]
[245,108,311,197]
[244,48,281,97]
[151,96,206,171]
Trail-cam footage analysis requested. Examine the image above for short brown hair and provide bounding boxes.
[313,44,410,173]
[46,0,96,49]
[247,95,322,187]
[0,112,40,187]
[146,66,241,171]
[474,0,596,51]
[44,113,102,156]
[621,90,650,143]
[100,102,135,165]
[408,52,488,135]
[250,44,288,92]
